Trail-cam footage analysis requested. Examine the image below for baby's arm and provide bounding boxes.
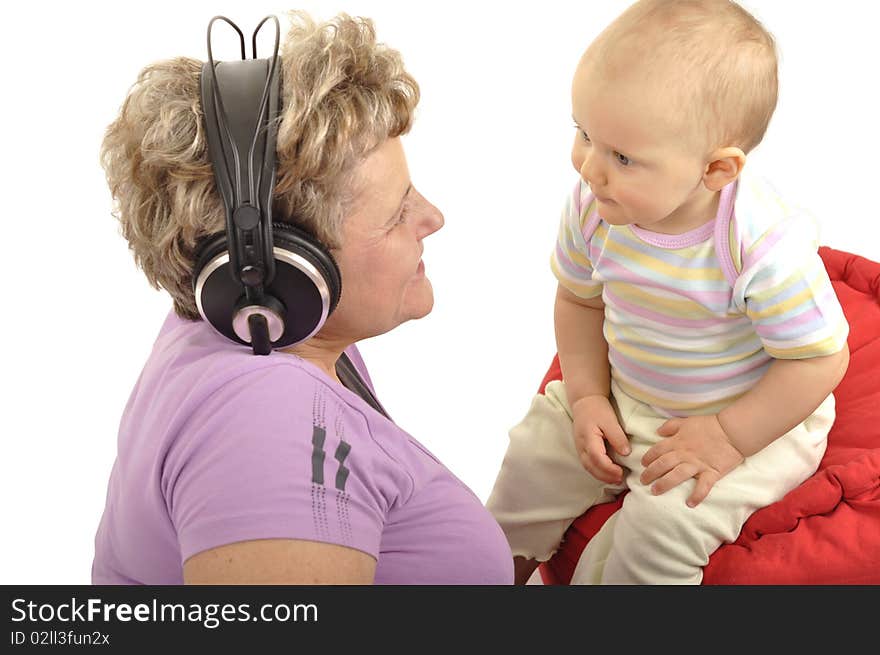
[555,284,609,401]
[555,284,631,484]
[641,346,849,506]
[717,346,849,456]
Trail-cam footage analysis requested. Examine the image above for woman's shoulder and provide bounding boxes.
[147,313,414,474]
[149,313,364,406]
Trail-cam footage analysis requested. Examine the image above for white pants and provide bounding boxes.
[486,381,834,584]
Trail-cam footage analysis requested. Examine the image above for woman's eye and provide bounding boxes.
[581,130,591,143]
[615,152,631,166]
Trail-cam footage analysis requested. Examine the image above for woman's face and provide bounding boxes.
[324,137,444,341]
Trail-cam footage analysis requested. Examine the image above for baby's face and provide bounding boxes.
[570,59,715,234]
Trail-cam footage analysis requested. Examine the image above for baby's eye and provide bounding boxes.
[614,152,631,166]
[574,124,591,143]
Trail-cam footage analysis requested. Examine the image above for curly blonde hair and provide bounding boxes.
[101,11,419,319]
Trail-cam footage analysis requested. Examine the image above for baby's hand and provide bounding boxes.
[640,415,744,507]
[571,395,631,485]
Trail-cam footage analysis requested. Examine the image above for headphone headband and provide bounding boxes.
[201,15,281,294]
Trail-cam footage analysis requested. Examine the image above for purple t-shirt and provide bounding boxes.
[92,311,513,584]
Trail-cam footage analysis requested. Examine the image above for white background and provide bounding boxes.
[2,1,878,583]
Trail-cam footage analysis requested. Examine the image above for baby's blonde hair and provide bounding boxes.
[587,0,778,153]
[101,11,419,319]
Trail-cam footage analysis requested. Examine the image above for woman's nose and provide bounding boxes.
[416,191,444,237]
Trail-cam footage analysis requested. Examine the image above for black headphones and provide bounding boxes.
[192,15,342,356]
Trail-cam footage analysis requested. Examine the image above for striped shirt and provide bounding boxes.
[550,172,849,416]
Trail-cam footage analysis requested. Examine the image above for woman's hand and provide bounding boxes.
[571,394,631,484]
[640,415,745,507]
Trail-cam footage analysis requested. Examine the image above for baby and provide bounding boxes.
[487,0,850,584]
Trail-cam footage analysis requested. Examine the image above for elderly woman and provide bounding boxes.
[92,12,514,585]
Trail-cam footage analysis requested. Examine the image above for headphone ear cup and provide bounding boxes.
[191,232,229,289]
[270,222,342,313]
[191,225,342,349]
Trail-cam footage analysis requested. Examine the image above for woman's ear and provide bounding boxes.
[703,147,747,191]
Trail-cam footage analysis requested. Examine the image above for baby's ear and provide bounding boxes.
[703,147,746,191]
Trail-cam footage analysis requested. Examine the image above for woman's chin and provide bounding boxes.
[403,283,435,322]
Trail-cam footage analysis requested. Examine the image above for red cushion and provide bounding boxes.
[540,246,880,584]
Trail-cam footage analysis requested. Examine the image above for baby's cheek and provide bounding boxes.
[625,190,653,215]
[570,144,585,177]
